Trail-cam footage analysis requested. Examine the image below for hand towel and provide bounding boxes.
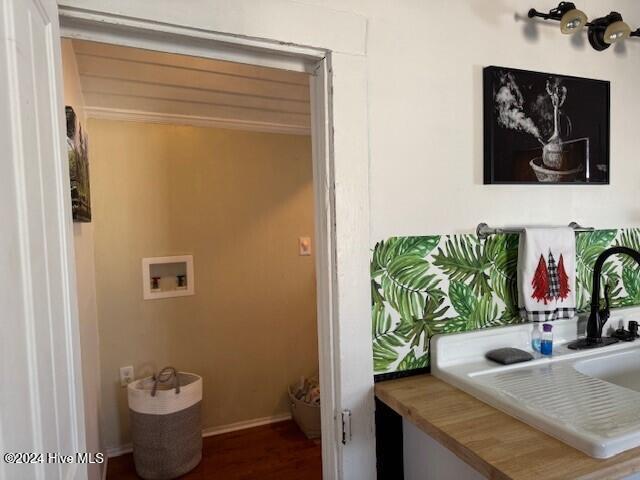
[517,227,576,322]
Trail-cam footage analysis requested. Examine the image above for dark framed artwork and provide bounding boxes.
[66,106,92,222]
[483,66,610,185]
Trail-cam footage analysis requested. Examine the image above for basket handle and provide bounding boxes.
[151,367,181,396]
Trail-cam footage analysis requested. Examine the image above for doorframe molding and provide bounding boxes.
[1,1,88,479]
[58,7,326,73]
[57,4,373,479]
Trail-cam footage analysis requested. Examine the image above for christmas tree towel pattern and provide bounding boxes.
[518,228,576,322]
[531,251,571,304]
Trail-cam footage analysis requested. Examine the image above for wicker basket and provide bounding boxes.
[128,368,202,480]
[288,386,321,439]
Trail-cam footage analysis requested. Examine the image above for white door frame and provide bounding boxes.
[57,5,374,479]
[1,1,88,479]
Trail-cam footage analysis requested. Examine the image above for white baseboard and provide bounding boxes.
[202,413,292,438]
[106,413,292,458]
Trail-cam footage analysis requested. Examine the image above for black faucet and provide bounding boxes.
[569,246,640,350]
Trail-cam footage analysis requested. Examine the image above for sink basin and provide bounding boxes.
[431,309,640,459]
[575,349,640,392]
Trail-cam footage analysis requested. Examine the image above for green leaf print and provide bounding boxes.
[371,302,406,372]
[442,317,469,334]
[396,350,428,371]
[433,235,491,296]
[379,255,442,322]
[485,234,519,319]
[397,294,449,351]
[371,236,440,276]
[467,294,500,329]
[617,229,640,269]
[371,278,385,306]
[449,281,477,318]
[575,230,618,310]
[448,281,500,330]
[371,236,443,323]
[622,267,640,303]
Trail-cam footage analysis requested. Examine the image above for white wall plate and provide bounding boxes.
[142,255,195,300]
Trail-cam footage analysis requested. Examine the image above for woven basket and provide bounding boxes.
[128,369,202,480]
[288,386,321,439]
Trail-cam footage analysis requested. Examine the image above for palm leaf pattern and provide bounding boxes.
[371,229,640,375]
[397,295,449,350]
[617,229,640,270]
[371,236,442,322]
[622,268,640,305]
[433,236,491,296]
[372,302,406,372]
[396,350,428,371]
[575,230,618,310]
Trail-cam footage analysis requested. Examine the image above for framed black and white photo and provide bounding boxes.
[483,66,610,185]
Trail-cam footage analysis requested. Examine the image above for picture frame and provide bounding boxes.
[483,66,610,185]
[66,106,92,222]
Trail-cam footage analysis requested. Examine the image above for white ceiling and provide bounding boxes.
[72,39,311,134]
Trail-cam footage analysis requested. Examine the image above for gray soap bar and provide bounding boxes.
[485,347,533,365]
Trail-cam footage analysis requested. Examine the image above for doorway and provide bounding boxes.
[62,36,325,478]
[1,2,372,479]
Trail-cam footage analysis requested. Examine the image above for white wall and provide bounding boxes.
[358,0,640,240]
[56,1,640,478]
[61,39,104,480]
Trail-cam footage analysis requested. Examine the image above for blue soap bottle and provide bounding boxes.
[540,323,553,356]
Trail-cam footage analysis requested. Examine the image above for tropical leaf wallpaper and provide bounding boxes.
[371,228,640,376]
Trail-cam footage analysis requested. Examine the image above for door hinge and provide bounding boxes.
[341,409,352,445]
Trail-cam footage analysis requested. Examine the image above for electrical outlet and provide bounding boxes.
[120,366,134,387]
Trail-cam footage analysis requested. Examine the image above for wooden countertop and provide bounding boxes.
[375,374,640,480]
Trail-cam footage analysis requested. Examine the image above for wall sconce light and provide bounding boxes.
[588,12,630,50]
[528,2,640,51]
[528,2,587,34]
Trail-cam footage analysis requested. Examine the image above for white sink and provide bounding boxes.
[574,349,640,392]
[431,306,640,459]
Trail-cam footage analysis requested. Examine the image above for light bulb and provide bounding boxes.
[560,8,587,34]
[604,20,631,43]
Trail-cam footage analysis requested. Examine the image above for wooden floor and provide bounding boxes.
[106,420,322,479]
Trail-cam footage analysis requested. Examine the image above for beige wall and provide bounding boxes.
[89,119,318,449]
[61,39,104,480]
